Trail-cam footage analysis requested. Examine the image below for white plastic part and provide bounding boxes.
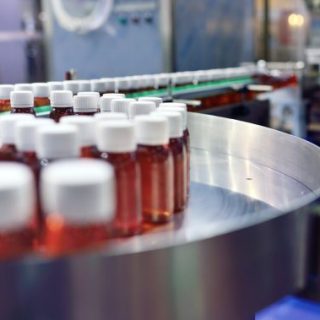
[0,114,35,145]
[36,124,80,159]
[152,111,183,138]
[138,96,163,108]
[96,120,136,152]
[10,91,34,108]
[60,115,96,147]
[128,101,156,119]
[73,95,99,112]
[91,79,106,93]
[94,112,127,122]
[115,78,131,92]
[15,119,55,152]
[135,115,169,146]
[111,98,135,116]
[14,83,33,91]
[51,0,114,34]
[48,82,64,92]
[78,80,91,92]
[41,159,115,225]
[0,85,14,100]
[50,90,73,108]
[158,105,187,130]
[159,103,188,129]
[78,92,100,99]
[100,94,125,112]
[63,81,81,94]
[32,83,50,98]
[0,163,35,231]
[101,79,117,93]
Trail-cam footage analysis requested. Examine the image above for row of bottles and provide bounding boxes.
[0,98,190,259]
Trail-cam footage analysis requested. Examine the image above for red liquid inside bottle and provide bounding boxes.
[74,111,97,116]
[81,145,99,158]
[100,152,142,236]
[137,145,174,223]
[34,97,50,108]
[0,99,11,112]
[0,144,18,161]
[183,128,191,195]
[11,107,35,115]
[50,106,74,122]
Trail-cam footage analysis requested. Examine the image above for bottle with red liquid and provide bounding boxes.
[135,115,174,223]
[10,91,36,115]
[73,94,98,116]
[100,93,125,113]
[110,98,135,118]
[138,96,163,108]
[32,83,50,108]
[0,163,36,260]
[128,101,156,119]
[159,103,190,195]
[60,115,98,158]
[153,110,187,212]
[41,159,115,256]
[50,90,74,122]
[96,120,142,236]
[0,85,14,112]
[0,114,35,161]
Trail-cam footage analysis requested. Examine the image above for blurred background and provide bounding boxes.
[0,0,314,83]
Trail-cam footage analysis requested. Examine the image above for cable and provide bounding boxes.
[51,0,114,34]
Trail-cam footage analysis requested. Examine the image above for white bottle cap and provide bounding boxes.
[78,80,91,92]
[128,101,156,118]
[91,79,106,93]
[14,83,33,91]
[152,111,183,138]
[78,91,100,99]
[63,81,80,94]
[156,74,170,88]
[41,159,115,225]
[110,98,135,116]
[158,106,187,130]
[32,83,50,98]
[138,96,163,107]
[0,114,35,145]
[160,102,187,111]
[48,82,64,92]
[60,115,95,147]
[100,94,125,112]
[73,95,98,112]
[15,119,54,152]
[94,112,127,122]
[10,91,34,108]
[36,124,80,159]
[96,120,136,152]
[101,78,116,92]
[115,78,131,91]
[50,90,73,108]
[0,163,35,231]
[135,115,169,145]
[0,85,14,100]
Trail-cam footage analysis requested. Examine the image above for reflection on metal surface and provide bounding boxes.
[0,113,320,320]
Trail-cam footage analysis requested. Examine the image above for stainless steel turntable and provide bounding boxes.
[0,113,319,320]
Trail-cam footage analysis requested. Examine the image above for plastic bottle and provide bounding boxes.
[153,111,187,212]
[50,90,74,122]
[60,115,97,158]
[41,159,115,256]
[96,120,142,236]
[135,115,174,223]
[110,98,135,117]
[128,101,156,119]
[138,96,163,108]
[73,94,98,116]
[0,163,36,259]
[0,85,14,112]
[100,93,125,113]
[32,83,50,108]
[10,91,35,115]
[0,114,35,161]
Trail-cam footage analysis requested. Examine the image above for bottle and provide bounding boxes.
[128,101,156,119]
[78,92,100,111]
[0,163,36,259]
[10,91,35,115]
[0,114,35,161]
[94,112,127,122]
[0,85,14,112]
[138,96,163,108]
[14,83,33,91]
[101,79,117,94]
[78,80,91,92]
[32,83,50,108]
[135,115,174,223]
[96,120,142,236]
[41,159,115,256]
[159,103,190,194]
[153,111,187,212]
[50,90,74,122]
[73,94,98,116]
[91,79,106,95]
[115,77,132,94]
[110,98,135,117]
[48,82,64,92]
[100,93,125,113]
[15,119,55,227]
[63,80,80,95]
[60,115,97,158]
